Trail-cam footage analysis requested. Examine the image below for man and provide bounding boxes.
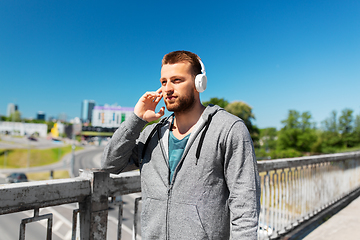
[102,50,260,239]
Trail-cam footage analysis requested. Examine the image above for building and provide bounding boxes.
[81,100,96,124]
[7,103,18,117]
[37,111,46,120]
[92,105,134,128]
[0,122,47,137]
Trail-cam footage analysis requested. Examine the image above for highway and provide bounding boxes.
[0,144,142,240]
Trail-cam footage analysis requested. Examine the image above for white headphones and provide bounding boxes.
[195,58,207,92]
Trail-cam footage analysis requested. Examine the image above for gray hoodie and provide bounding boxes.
[102,105,261,240]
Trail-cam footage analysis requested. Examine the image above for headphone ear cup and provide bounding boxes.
[195,74,207,92]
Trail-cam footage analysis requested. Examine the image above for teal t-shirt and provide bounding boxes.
[168,131,190,182]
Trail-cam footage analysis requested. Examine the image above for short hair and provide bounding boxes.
[162,50,202,77]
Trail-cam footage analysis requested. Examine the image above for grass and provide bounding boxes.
[26,170,70,181]
[0,145,83,169]
[81,131,113,136]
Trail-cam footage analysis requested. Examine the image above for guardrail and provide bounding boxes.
[0,170,141,240]
[257,151,360,239]
[0,151,360,239]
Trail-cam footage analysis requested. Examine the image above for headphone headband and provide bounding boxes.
[198,58,206,75]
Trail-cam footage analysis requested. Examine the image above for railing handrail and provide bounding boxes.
[257,151,360,172]
[0,177,91,215]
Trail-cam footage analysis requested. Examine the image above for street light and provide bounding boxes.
[70,134,75,178]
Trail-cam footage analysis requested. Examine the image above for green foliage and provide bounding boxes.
[224,101,260,146]
[259,127,277,151]
[24,119,46,124]
[277,110,317,153]
[270,149,303,159]
[338,109,357,148]
[354,115,360,133]
[338,108,353,134]
[225,101,255,131]
[319,109,360,149]
[47,121,55,133]
[9,111,21,122]
[252,106,360,160]
[202,98,229,108]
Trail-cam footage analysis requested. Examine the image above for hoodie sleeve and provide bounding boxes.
[223,120,261,240]
[101,112,148,174]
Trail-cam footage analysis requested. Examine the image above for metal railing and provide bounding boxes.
[0,151,360,239]
[257,151,360,239]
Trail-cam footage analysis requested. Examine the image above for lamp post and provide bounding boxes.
[27,139,30,168]
[70,134,75,178]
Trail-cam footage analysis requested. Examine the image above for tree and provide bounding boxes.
[202,98,229,108]
[354,114,360,134]
[322,110,338,133]
[338,108,357,147]
[320,109,357,149]
[225,101,255,130]
[301,111,313,130]
[354,114,360,144]
[259,127,277,151]
[282,110,300,130]
[320,110,342,151]
[9,111,21,122]
[277,110,317,153]
[225,101,259,145]
[338,108,353,134]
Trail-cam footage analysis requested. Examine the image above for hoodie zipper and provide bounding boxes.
[157,112,216,239]
[157,123,171,239]
[166,185,172,240]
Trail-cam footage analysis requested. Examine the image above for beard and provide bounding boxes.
[165,91,195,113]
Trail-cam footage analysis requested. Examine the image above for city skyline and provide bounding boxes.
[1,100,132,122]
[1,1,359,129]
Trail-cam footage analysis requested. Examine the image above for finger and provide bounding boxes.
[145,92,157,98]
[143,92,159,102]
[156,88,162,98]
[155,107,165,118]
[154,93,163,103]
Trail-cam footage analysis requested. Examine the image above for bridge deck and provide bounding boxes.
[304,195,360,240]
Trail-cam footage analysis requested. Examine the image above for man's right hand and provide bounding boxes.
[134,88,165,122]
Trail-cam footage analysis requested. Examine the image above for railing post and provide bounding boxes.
[79,170,110,240]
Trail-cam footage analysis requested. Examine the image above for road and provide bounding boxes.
[0,144,142,239]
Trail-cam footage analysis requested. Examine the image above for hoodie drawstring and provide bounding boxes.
[195,114,213,164]
[140,114,174,165]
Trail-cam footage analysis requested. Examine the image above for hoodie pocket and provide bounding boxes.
[141,198,167,239]
[169,202,209,240]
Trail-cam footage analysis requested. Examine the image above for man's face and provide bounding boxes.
[160,62,196,113]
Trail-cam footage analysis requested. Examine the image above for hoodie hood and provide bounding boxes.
[158,104,225,162]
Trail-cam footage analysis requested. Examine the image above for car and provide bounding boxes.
[28,136,37,141]
[6,172,28,183]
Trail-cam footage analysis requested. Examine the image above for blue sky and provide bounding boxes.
[1,0,359,129]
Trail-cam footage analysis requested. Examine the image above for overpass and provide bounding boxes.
[0,151,359,239]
